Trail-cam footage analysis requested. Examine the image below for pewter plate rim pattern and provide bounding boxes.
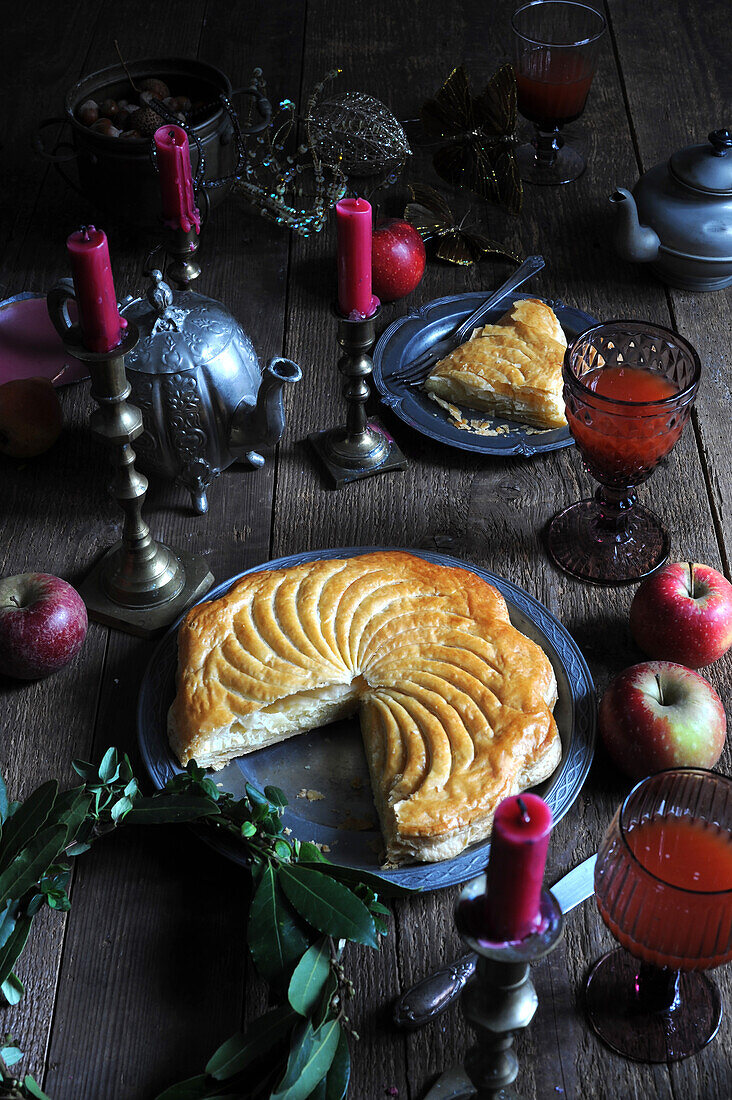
[137,547,596,894]
[372,292,599,457]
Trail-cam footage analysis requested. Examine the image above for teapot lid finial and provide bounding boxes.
[146,269,174,315]
[669,128,732,195]
[709,129,732,157]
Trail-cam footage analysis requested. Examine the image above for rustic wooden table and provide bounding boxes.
[2,1,731,1097]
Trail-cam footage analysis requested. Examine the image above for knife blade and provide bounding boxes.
[392,854,596,1030]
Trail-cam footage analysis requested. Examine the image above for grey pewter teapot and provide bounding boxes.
[120,271,301,513]
[610,128,732,291]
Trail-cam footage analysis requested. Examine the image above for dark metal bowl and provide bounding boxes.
[45,57,236,232]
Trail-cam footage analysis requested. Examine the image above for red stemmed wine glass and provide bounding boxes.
[546,320,701,585]
[587,769,732,1062]
[511,1,606,184]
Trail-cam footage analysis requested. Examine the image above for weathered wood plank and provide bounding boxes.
[273,1,729,1098]
[1,0,730,1097]
[37,2,308,1097]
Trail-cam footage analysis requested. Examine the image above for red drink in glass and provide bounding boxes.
[515,51,596,128]
[597,815,732,971]
[587,770,732,1062]
[511,2,606,185]
[566,365,683,483]
[547,321,701,584]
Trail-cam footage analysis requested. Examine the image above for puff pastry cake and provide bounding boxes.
[424,298,568,429]
[168,552,561,866]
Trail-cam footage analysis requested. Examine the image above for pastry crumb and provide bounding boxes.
[428,392,552,435]
[298,788,325,801]
[306,840,331,853]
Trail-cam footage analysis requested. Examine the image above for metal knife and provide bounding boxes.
[393,853,596,1030]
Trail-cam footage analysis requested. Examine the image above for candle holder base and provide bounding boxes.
[452,875,564,1099]
[308,416,407,487]
[79,544,213,638]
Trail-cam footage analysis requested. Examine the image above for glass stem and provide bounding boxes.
[635,964,682,1015]
[534,126,564,169]
[594,484,637,540]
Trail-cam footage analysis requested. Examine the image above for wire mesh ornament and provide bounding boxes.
[232,68,348,237]
[308,90,411,176]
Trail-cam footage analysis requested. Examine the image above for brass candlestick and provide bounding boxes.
[163,223,201,292]
[309,306,407,487]
[47,280,213,637]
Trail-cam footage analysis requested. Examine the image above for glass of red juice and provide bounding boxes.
[511,1,606,184]
[546,320,701,584]
[587,769,732,1062]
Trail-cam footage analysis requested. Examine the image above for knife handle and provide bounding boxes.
[392,951,477,1029]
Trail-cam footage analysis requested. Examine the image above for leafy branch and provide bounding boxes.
[0,750,394,1099]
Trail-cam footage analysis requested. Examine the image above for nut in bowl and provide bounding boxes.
[40,57,239,230]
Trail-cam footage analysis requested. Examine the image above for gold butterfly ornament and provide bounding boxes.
[404,183,521,266]
[421,64,523,216]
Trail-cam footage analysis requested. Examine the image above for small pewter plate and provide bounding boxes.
[137,548,596,894]
[372,293,599,457]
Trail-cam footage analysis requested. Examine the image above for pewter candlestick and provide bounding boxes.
[47,280,213,637]
[425,874,564,1099]
[459,875,563,1098]
[309,306,407,487]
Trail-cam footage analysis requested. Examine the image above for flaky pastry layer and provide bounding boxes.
[168,552,561,865]
[425,298,568,429]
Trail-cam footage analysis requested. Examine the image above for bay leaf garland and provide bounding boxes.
[205,1006,298,1080]
[288,939,331,1016]
[248,864,310,984]
[0,751,394,1100]
[270,1018,341,1100]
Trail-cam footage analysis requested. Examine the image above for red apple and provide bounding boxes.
[371,218,426,302]
[0,573,88,680]
[630,562,732,668]
[599,661,726,779]
[0,378,63,458]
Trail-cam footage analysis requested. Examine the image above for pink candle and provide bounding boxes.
[483,793,553,941]
[153,125,201,234]
[67,227,126,353]
[335,197,378,318]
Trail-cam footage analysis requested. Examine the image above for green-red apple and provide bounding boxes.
[630,562,732,668]
[599,661,726,779]
[0,377,63,458]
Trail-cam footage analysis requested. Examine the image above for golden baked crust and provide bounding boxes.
[168,552,561,865]
[424,298,568,429]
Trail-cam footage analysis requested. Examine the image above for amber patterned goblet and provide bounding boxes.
[511,1,606,184]
[546,320,701,584]
[587,769,732,1063]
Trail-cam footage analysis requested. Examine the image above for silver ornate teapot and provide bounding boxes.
[120,271,301,513]
[610,128,732,291]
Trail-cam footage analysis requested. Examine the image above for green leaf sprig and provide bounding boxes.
[0,751,395,1099]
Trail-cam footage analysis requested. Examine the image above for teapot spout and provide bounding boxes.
[229,356,302,462]
[609,188,660,264]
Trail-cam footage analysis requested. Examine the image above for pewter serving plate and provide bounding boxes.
[137,548,596,893]
[372,293,599,456]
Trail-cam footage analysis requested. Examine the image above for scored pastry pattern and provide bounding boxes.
[139,549,595,888]
[168,552,562,864]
